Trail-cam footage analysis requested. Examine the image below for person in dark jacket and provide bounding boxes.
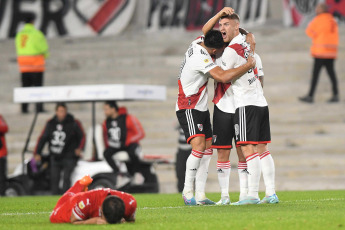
[102,101,145,176]
[0,115,9,196]
[34,103,85,194]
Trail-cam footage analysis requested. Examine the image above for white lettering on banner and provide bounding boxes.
[147,0,268,31]
[0,0,136,39]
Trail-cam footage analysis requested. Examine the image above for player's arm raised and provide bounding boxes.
[209,54,255,83]
[202,7,234,35]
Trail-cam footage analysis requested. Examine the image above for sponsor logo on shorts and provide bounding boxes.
[213,135,217,143]
[235,124,239,140]
[197,124,203,131]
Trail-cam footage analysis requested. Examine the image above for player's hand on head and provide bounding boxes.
[218,7,234,17]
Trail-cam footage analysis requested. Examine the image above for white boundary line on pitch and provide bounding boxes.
[1,198,344,216]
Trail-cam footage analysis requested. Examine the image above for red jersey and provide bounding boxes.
[0,115,9,158]
[50,188,137,223]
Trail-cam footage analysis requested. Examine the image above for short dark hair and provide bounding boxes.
[204,30,225,49]
[55,102,67,111]
[102,195,125,224]
[220,13,240,22]
[105,101,119,111]
[24,14,36,24]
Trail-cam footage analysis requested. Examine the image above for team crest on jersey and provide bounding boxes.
[111,121,117,127]
[56,124,63,131]
[78,201,85,210]
[197,124,203,131]
[204,59,209,63]
[213,135,217,143]
[235,124,239,140]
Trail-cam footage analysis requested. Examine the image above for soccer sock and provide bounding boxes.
[183,149,203,194]
[238,161,248,199]
[260,150,276,196]
[195,148,213,200]
[246,153,261,199]
[217,160,231,199]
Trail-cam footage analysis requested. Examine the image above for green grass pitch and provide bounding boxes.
[0,190,344,230]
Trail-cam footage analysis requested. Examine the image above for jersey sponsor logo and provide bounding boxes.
[188,48,193,57]
[78,201,85,209]
[200,49,208,56]
[248,76,257,85]
[205,63,215,69]
[190,168,197,171]
[222,60,226,66]
[197,124,203,131]
[213,135,217,143]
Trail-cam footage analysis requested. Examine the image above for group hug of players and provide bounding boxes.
[176,7,279,205]
[48,7,279,226]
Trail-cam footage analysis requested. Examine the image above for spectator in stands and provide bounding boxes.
[102,101,144,177]
[0,115,9,196]
[15,14,49,113]
[175,125,192,193]
[299,3,339,103]
[34,103,85,195]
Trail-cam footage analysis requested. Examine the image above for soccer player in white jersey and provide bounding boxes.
[218,13,276,205]
[253,53,278,204]
[202,7,256,205]
[176,30,255,205]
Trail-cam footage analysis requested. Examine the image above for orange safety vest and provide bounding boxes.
[17,55,45,73]
[305,13,339,59]
[15,24,49,73]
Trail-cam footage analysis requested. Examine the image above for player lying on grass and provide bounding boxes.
[50,175,137,224]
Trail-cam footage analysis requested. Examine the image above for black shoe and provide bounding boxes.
[327,95,339,103]
[299,95,313,103]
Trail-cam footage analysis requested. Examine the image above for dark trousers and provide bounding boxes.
[0,157,7,196]
[21,72,44,113]
[50,157,77,195]
[308,58,339,97]
[104,143,141,176]
[175,148,191,193]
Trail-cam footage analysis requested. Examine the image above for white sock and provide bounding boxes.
[246,153,261,199]
[217,160,231,199]
[195,148,212,200]
[260,150,276,196]
[183,149,203,194]
[238,161,248,199]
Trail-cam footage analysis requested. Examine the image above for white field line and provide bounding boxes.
[0,198,344,216]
